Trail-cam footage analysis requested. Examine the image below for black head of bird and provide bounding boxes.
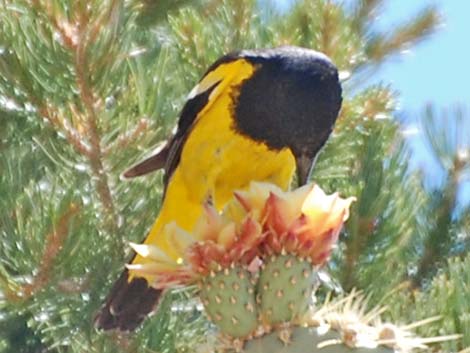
[231,46,342,184]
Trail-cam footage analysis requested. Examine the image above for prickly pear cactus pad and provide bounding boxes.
[199,266,258,338]
[227,327,393,353]
[195,292,459,353]
[258,254,315,326]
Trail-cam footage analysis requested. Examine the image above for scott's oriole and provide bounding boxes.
[95,46,342,331]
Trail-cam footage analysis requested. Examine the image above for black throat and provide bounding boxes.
[232,48,342,158]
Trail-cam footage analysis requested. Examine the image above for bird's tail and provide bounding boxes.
[95,170,204,331]
[94,211,169,331]
[94,268,162,331]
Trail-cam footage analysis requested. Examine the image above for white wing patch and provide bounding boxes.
[187,70,225,100]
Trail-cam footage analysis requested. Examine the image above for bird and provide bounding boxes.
[94,46,342,331]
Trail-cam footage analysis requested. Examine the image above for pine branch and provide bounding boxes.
[103,117,150,156]
[351,0,384,31]
[390,255,470,351]
[21,204,80,299]
[366,7,440,64]
[28,1,124,253]
[341,129,386,290]
[411,178,457,289]
[133,0,193,26]
[0,203,80,302]
[39,104,92,157]
[74,14,117,225]
[317,1,341,59]
[411,105,470,288]
[30,0,79,50]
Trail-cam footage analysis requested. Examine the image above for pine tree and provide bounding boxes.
[0,0,468,352]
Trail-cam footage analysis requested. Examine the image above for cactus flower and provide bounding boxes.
[127,182,355,288]
[256,183,355,265]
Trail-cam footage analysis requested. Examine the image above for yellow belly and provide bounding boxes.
[133,59,296,264]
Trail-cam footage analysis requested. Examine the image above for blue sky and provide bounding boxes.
[273,1,470,108]
[276,0,470,207]
[371,0,470,206]
[373,0,470,111]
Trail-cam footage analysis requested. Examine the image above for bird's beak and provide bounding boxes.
[295,154,316,186]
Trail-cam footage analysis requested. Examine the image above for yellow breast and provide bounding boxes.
[134,59,296,262]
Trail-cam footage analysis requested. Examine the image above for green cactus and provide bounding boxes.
[234,326,394,353]
[197,263,439,353]
[199,265,258,338]
[258,254,316,326]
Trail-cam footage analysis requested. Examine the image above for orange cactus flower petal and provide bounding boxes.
[300,186,356,235]
[263,192,292,235]
[217,223,237,249]
[193,204,230,241]
[228,216,263,261]
[187,241,227,273]
[164,222,196,257]
[231,182,287,224]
